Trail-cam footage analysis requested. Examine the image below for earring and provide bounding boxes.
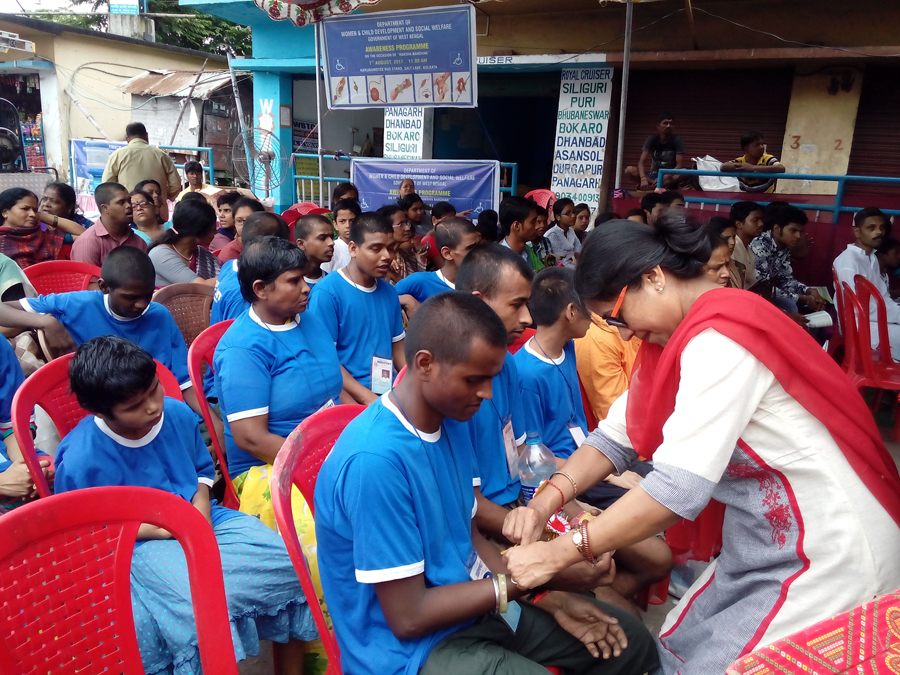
[657,284,663,292]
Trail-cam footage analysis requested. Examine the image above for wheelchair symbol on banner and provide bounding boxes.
[451,52,464,67]
[333,58,347,72]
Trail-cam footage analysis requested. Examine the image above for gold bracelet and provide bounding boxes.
[491,576,500,612]
[551,471,578,497]
[497,573,508,614]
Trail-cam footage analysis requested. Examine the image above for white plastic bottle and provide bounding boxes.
[518,431,557,504]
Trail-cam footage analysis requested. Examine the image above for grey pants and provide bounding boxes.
[421,597,658,675]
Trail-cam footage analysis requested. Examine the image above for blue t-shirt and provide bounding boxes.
[210,259,248,326]
[22,291,190,389]
[394,270,455,303]
[304,271,328,296]
[514,339,588,460]
[55,397,240,522]
[315,395,480,675]
[467,352,526,505]
[0,336,24,442]
[307,269,404,390]
[214,308,343,478]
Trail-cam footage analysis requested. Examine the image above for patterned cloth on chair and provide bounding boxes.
[727,590,900,674]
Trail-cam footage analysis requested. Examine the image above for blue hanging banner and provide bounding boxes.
[321,5,477,110]
[351,159,500,214]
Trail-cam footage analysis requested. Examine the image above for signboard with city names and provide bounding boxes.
[550,66,614,210]
[383,107,425,160]
[321,5,477,110]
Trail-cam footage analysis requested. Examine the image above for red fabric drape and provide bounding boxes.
[625,287,900,561]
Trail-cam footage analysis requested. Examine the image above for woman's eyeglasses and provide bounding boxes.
[605,286,628,328]
[131,202,150,211]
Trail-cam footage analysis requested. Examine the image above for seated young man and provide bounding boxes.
[211,212,292,325]
[624,112,685,190]
[395,217,481,303]
[71,182,147,266]
[308,212,406,405]
[499,196,539,267]
[217,197,265,263]
[321,199,362,274]
[420,201,458,269]
[456,244,533,535]
[315,292,657,675]
[834,207,900,357]
[877,237,900,297]
[640,192,666,228]
[209,191,241,253]
[750,203,826,314]
[0,246,209,422]
[54,336,316,674]
[175,160,209,201]
[294,213,335,291]
[730,200,763,289]
[515,268,671,605]
[529,204,552,270]
[720,130,785,193]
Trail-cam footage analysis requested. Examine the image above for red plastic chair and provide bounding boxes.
[188,320,239,509]
[829,265,846,364]
[523,189,557,211]
[23,260,101,295]
[11,355,184,499]
[272,405,366,675]
[0,486,238,675]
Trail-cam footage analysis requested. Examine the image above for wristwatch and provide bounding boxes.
[572,527,587,560]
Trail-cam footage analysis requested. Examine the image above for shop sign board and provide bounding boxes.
[384,107,425,160]
[351,158,499,213]
[322,5,477,109]
[550,66,614,210]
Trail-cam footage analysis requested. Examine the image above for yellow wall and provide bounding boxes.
[0,21,214,179]
[776,66,863,195]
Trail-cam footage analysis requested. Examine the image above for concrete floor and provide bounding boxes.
[238,430,900,674]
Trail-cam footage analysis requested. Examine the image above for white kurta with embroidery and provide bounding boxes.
[587,328,900,674]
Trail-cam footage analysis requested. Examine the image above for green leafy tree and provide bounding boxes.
[37,0,251,56]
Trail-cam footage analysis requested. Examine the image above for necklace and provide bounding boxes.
[170,243,194,263]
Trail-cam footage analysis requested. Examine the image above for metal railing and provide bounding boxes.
[657,168,900,223]
[292,153,518,207]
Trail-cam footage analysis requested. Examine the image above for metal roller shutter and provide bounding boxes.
[845,67,900,196]
[614,68,795,180]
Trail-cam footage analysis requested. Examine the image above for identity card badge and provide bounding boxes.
[371,356,393,395]
[502,418,519,478]
[567,422,587,447]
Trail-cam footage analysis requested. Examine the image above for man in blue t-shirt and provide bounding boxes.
[514,267,592,461]
[308,212,406,405]
[294,213,334,292]
[210,212,292,326]
[456,244,534,539]
[0,247,207,424]
[315,292,656,675]
[396,216,481,304]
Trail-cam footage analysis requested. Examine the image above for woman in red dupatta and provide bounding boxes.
[0,188,65,269]
[503,215,900,674]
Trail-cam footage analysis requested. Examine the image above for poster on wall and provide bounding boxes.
[110,0,139,14]
[71,139,126,195]
[384,107,425,160]
[292,120,319,153]
[321,5,477,110]
[351,159,499,214]
[550,66,614,210]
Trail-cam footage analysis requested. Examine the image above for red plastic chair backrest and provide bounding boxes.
[289,202,325,215]
[508,328,536,354]
[271,405,365,675]
[187,320,239,508]
[842,282,869,381]
[23,260,101,295]
[831,266,844,336]
[523,189,557,210]
[0,486,238,675]
[854,274,896,365]
[11,355,184,498]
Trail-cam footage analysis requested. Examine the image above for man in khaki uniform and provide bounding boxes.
[102,122,181,221]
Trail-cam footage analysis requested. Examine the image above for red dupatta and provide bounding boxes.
[625,287,900,562]
[0,224,65,270]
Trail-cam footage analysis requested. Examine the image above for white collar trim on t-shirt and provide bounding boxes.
[436,269,455,289]
[94,412,165,448]
[381,392,442,443]
[524,337,566,365]
[104,294,150,322]
[339,268,377,293]
[248,306,299,332]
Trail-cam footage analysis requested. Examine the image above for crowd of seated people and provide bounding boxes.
[3,116,900,675]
